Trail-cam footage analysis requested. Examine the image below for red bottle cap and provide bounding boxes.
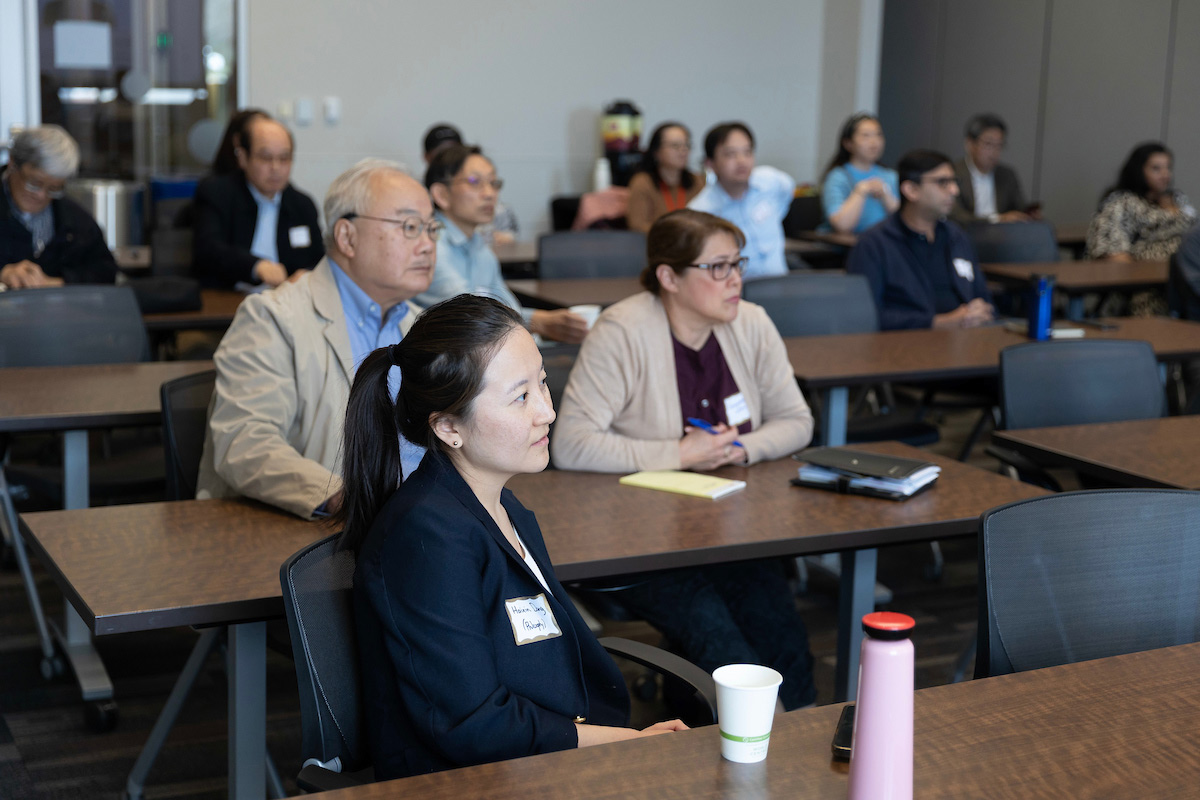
[862,611,916,640]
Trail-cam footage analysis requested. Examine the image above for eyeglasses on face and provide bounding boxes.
[686,256,748,280]
[661,141,692,152]
[455,175,504,191]
[921,177,958,188]
[17,164,65,199]
[249,151,293,166]
[342,213,443,241]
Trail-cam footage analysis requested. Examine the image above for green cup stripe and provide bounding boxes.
[720,730,771,744]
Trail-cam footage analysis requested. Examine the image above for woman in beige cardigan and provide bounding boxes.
[551,209,817,709]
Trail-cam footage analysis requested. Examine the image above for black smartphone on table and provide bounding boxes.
[831,703,855,759]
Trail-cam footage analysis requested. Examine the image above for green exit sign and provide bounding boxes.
[156,31,173,50]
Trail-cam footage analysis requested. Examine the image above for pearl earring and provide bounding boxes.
[452,440,461,448]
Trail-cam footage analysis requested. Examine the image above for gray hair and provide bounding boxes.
[10,125,81,179]
[323,158,408,251]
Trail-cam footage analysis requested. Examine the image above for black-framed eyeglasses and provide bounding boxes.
[687,257,748,280]
[921,177,958,189]
[455,175,504,191]
[341,213,443,240]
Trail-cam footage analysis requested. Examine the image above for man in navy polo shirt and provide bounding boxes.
[848,149,994,330]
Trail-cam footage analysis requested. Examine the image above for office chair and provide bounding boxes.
[282,534,718,792]
[537,231,646,279]
[975,489,1200,678]
[987,339,1165,490]
[964,221,1059,264]
[160,370,217,501]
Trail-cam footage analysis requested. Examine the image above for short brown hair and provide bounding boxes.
[641,209,746,294]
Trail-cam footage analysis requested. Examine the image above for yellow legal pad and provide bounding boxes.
[618,470,747,500]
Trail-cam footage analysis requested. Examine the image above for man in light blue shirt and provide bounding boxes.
[688,122,795,280]
[198,159,434,517]
[417,144,589,344]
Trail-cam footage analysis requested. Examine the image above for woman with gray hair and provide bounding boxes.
[1,125,117,288]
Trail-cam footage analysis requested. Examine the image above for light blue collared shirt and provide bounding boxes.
[328,257,426,478]
[247,182,281,266]
[414,212,533,325]
[688,165,795,280]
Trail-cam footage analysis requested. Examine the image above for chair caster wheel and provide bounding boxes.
[633,673,658,702]
[85,699,119,732]
[40,654,65,680]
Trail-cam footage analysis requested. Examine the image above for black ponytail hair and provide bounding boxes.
[334,295,525,553]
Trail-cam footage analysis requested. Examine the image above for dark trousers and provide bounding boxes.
[613,560,816,709]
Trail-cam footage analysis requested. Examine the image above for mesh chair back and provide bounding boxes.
[977,489,1200,677]
[537,231,646,279]
[151,229,195,277]
[160,370,216,501]
[965,221,1059,263]
[998,339,1164,429]
[281,534,368,773]
[742,273,878,336]
[1167,250,1200,321]
[0,285,149,367]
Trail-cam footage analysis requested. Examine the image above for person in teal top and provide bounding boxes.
[821,113,900,234]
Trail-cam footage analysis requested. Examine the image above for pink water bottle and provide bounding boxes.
[847,611,914,800]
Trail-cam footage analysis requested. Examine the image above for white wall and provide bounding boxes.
[246,0,875,235]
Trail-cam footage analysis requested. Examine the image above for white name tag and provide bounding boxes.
[504,593,562,645]
[952,258,974,280]
[288,225,312,248]
[724,392,751,427]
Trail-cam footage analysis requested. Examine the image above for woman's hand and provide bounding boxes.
[680,424,745,470]
[640,719,689,736]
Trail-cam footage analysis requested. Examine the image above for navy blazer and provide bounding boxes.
[191,172,324,288]
[354,453,630,780]
[847,212,992,330]
[0,169,117,285]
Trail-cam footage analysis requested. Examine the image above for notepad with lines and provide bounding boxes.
[619,470,747,500]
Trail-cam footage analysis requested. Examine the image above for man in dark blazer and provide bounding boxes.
[950,113,1033,225]
[192,116,323,289]
[848,149,994,330]
[1,125,116,289]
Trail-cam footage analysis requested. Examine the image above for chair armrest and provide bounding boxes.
[599,636,718,724]
[296,764,373,793]
[984,445,1063,492]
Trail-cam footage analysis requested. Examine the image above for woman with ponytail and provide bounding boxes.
[337,295,685,780]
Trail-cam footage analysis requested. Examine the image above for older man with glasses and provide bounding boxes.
[0,125,117,289]
[196,159,436,518]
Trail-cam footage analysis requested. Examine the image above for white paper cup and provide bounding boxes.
[568,304,602,329]
[713,663,782,763]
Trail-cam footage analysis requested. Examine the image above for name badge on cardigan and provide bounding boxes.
[724,392,751,427]
[952,258,974,280]
[504,593,563,645]
[289,226,312,248]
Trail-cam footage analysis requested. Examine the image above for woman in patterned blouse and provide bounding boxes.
[1087,142,1196,262]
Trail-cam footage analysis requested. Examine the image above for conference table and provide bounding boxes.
[20,441,1043,798]
[992,415,1200,489]
[798,221,1092,255]
[507,276,642,309]
[0,360,213,723]
[318,641,1200,798]
[493,239,538,266]
[785,317,1200,449]
[982,259,1168,320]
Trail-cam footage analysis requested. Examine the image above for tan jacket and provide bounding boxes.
[196,258,419,518]
[625,170,706,233]
[551,291,813,472]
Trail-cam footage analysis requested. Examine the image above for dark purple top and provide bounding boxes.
[672,333,752,435]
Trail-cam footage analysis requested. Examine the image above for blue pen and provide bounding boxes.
[686,417,745,448]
